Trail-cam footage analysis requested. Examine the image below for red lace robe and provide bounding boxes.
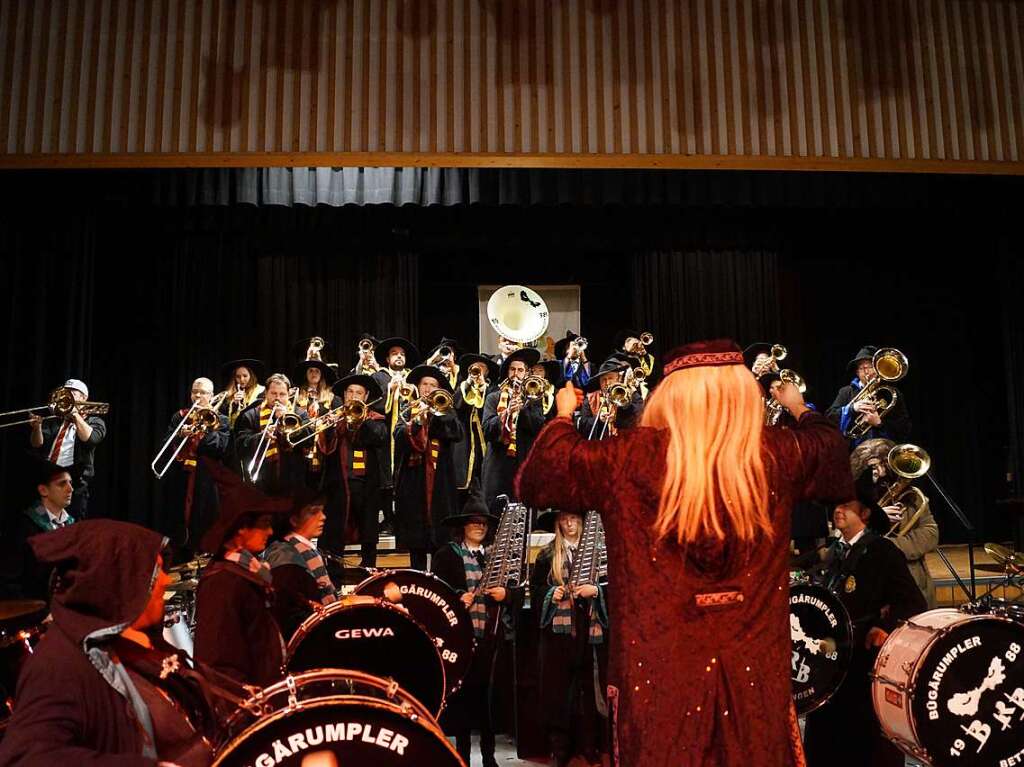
[515,412,854,767]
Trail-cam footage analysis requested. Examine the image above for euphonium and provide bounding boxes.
[878,443,931,538]
[845,348,908,439]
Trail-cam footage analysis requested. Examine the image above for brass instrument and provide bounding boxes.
[486,285,550,346]
[247,388,300,483]
[845,348,909,439]
[625,332,654,356]
[878,443,931,539]
[406,389,454,421]
[565,336,588,360]
[764,369,806,426]
[461,363,490,408]
[356,339,381,374]
[286,397,383,447]
[522,375,546,401]
[751,343,788,376]
[426,345,455,367]
[390,370,416,400]
[152,392,228,478]
[588,380,631,440]
[227,383,245,421]
[0,386,110,429]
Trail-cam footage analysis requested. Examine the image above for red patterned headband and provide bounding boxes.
[663,351,744,376]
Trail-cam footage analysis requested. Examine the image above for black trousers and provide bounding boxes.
[322,479,380,567]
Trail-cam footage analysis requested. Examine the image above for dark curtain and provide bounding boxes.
[1001,252,1024,498]
[0,205,418,531]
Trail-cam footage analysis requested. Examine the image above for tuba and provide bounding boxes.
[486,285,550,346]
[845,348,908,439]
[878,443,931,539]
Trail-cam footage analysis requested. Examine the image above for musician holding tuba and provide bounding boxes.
[827,345,912,447]
[156,377,230,556]
[850,438,939,607]
[392,365,465,571]
[453,353,499,493]
[232,373,309,495]
[28,378,107,519]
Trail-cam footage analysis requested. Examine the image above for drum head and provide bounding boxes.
[906,615,1024,767]
[355,569,475,697]
[286,599,446,716]
[789,583,854,714]
[213,696,463,767]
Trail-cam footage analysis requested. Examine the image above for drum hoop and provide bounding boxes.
[214,694,459,766]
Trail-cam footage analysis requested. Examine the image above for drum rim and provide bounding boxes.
[284,600,448,716]
[353,568,478,696]
[789,582,856,715]
[214,691,460,766]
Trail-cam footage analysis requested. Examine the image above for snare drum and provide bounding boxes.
[872,608,1024,767]
[788,582,854,714]
[355,569,475,697]
[286,596,447,716]
[0,600,48,732]
[213,670,463,767]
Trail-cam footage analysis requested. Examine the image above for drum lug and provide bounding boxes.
[286,676,299,710]
[386,679,400,700]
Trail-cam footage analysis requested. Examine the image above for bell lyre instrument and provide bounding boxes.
[152,391,228,478]
[0,386,110,430]
[845,348,908,439]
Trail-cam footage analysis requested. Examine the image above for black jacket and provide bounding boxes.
[35,415,107,482]
[481,389,549,509]
[826,382,912,445]
[231,404,309,494]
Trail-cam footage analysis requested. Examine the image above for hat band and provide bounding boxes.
[663,351,744,376]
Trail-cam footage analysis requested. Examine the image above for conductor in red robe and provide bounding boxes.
[515,339,854,767]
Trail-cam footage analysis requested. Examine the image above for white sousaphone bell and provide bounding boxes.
[486,284,550,346]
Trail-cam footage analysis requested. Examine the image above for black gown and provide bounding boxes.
[481,390,548,512]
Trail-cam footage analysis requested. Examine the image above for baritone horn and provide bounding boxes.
[0,386,110,430]
[878,443,931,539]
[845,348,908,439]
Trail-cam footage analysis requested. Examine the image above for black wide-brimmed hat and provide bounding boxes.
[583,355,633,392]
[498,347,542,381]
[757,371,782,394]
[426,337,461,361]
[220,358,266,386]
[853,472,886,532]
[553,331,583,360]
[847,345,878,372]
[405,365,454,395]
[332,373,383,402]
[441,492,500,528]
[534,508,585,533]
[458,353,499,382]
[742,342,774,370]
[612,329,644,353]
[294,358,337,386]
[375,337,421,367]
[535,359,564,387]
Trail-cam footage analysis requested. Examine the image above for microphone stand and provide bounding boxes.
[925,472,977,602]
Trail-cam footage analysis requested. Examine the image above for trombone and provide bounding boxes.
[247,388,301,483]
[402,389,454,423]
[877,443,931,539]
[152,392,228,478]
[0,386,110,430]
[286,397,383,447]
[845,348,909,439]
[589,382,632,441]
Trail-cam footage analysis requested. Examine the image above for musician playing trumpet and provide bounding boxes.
[555,331,591,389]
[233,374,308,495]
[454,353,498,493]
[293,341,340,486]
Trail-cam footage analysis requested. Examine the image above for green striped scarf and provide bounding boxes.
[540,546,607,645]
[455,542,488,639]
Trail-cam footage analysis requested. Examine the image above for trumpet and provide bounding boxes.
[247,388,300,483]
[0,386,110,430]
[357,339,381,373]
[306,336,325,361]
[752,344,788,376]
[878,443,931,538]
[389,371,416,400]
[403,389,454,422]
[845,348,908,439]
[227,383,246,421]
[565,336,588,360]
[286,397,383,447]
[462,363,490,408]
[426,345,455,367]
[152,392,228,478]
[764,369,807,426]
[625,332,654,356]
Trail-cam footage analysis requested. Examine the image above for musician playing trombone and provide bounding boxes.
[453,353,499,493]
[28,378,106,519]
[575,354,644,440]
[157,377,229,556]
[232,373,308,495]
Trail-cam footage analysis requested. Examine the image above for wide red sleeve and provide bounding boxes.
[773,411,855,506]
[514,417,626,514]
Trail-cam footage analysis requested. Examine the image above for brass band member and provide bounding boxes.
[531,510,609,767]
[0,521,227,765]
[232,373,308,495]
[28,378,106,519]
[490,335,522,367]
[159,377,230,556]
[393,365,464,571]
[613,329,655,381]
[352,332,383,375]
[531,359,564,416]
[851,438,939,607]
[453,353,498,493]
[554,331,591,390]
[430,493,506,767]
[220,358,266,427]
[576,355,644,439]
[293,341,340,486]
[317,374,388,566]
[425,337,461,390]
[827,345,912,447]
[482,348,547,511]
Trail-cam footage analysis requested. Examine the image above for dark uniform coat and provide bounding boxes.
[34,415,106,518]
[826,378,912,446]
[481,389,548,510]
[231,403,309,496]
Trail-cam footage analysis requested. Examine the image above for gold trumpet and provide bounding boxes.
[764,369,806,425]
[625,332,654,356]
[877,443,931,539]
[846,348,908,439]
[0,386,110,429]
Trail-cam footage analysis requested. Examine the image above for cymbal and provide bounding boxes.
[168,555,211,574]
[984,543,1024,573]
[165,579,198,594]
[976,562,1018,574]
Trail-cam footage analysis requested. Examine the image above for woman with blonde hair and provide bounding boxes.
[516,339,853,767]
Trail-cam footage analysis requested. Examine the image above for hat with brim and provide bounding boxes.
[199,460,293,554]
[458,353,499,383]
[757,371,782,394]
[441,492,500,528]
[405,365,454,395]
[499,347,542,381]
[847,346,878,372]
[613,329,643,353]
[332,373,383,402]
[852,472,886,532]
[427,337,461,362]
[535,360,564,387]
[584,356,632,393]
[534,508,585,533]
[294,359,338,386]
[376,337,421,367]
[742,343,773,370]
[220,359,267,387]
[553,331,582,360]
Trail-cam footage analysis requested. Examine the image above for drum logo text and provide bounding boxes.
[334,627,397,639]
[399,585,459,627]
[244,722,411,766]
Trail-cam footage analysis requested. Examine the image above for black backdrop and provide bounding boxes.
[1,170,1021,546]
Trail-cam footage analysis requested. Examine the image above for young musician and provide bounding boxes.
[530,510,609,767]
[0,521,229,765]
[392,365,464,571]
[317,373,388,566]
[453,353,499,493]
[430,493,506,767]
[516,339,854,767]
[28,378,106,519]
[220,358,266,428]
[482,348,548,511]
[232,373,308,495]
[293,339,340,487]
[826,345,912,446]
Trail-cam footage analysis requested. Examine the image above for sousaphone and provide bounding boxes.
[487,285,550,346]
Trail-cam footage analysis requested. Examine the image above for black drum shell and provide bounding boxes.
[789,582,854,715]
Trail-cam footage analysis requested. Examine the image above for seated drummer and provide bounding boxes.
[0,520,230,766]
[194,469,291,688]
[262,490,337,640]
[802,492,927,767]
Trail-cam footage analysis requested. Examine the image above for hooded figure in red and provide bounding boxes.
[516,339,854,767]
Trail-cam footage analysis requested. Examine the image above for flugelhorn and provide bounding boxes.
[845,348,908,439]
[0,386,109,430]
[878,443,931,538]
[152,392,228,478]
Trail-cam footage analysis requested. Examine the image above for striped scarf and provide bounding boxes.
[224,548,272,584]
[456,542,488,639]
[283,534,337,605]
[258,406,279,461]
[23,502,75,533]
[541,544,606,645]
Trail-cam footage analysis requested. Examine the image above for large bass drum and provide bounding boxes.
[872,607,1024,767]
[213,670,463,767]
[286,596,446,716]
[354,569,475,698]
[788,581,854,714]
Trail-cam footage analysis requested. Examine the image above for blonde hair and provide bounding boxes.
[548,512,583,587]
[640,364,772,545]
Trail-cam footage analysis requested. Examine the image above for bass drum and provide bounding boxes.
[354,569,475,698]
[286,596,446,716]
[0,600,48,734]
[788,581,854,714]
[872,608,1024,767]
[213,670,463,767]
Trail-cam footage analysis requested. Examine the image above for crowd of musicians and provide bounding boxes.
[0,329,947,767]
